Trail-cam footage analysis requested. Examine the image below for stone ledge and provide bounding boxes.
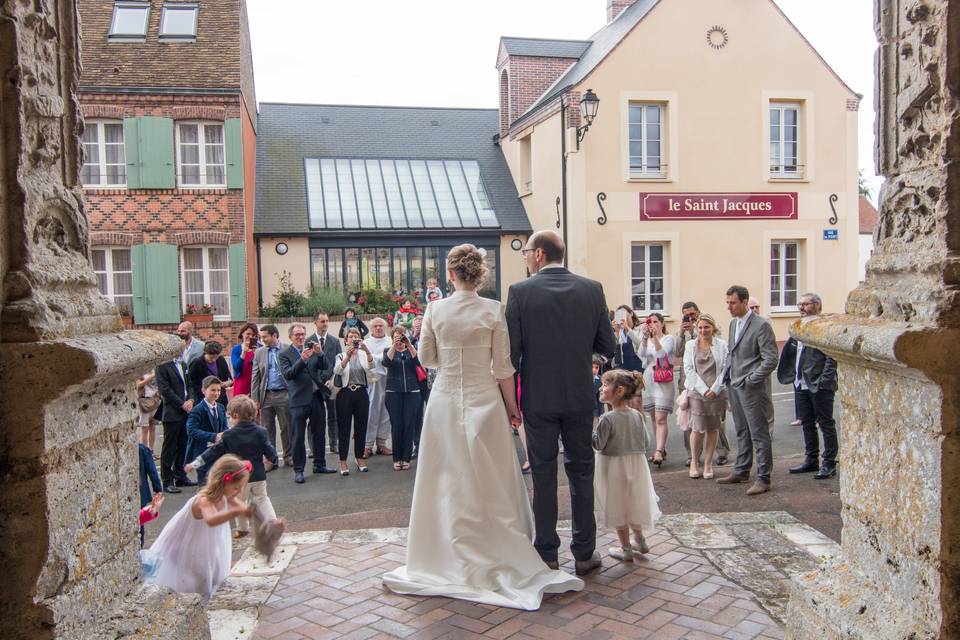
[96,583,209,640]
[786,560,937,640]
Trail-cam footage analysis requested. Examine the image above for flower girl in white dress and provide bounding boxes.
[593,369,661,562]
[149,454,254,600]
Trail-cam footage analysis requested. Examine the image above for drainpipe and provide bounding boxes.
[255,237,263,311]
[560,97,569,267]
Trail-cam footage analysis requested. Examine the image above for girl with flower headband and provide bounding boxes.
[147,454,254,600]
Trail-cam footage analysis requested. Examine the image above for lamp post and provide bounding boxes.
[560,89,600,266]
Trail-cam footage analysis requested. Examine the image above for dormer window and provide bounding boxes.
[159,4,198,40]
[109,1,150,40]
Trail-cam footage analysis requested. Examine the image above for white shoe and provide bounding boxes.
[608,546,634,562]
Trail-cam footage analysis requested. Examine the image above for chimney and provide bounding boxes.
[606,0,637,22]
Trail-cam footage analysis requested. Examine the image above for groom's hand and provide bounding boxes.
[509,413,522,428]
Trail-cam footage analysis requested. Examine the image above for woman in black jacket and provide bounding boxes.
[382,326,422,470]
[187,340,233,405]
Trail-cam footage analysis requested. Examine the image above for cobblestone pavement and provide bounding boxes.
[208,512,839,640]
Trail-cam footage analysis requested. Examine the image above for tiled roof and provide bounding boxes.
[254,103,531,235]
[499,37,592,59]
[859,196,878,234]
[511,0,660,129]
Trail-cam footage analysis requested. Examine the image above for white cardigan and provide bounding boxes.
[333,350,377,387]
[682,337,729,395]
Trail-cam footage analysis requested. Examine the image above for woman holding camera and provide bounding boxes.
[230,322,259,398]
[383,326,422,470]
[333,327,374,475]
[639,313,675,467]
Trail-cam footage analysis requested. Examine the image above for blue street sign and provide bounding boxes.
[823,229,839,240]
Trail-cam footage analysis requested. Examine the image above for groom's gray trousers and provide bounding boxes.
[523,410,596,563]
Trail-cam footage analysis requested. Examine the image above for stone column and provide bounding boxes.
[0,1,207,637]
[786,1,959,638]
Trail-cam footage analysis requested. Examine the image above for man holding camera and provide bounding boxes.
[675,301,731,466]
[278,323,336,483]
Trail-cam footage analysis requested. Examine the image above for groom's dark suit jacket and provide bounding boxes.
[506,266,616,414]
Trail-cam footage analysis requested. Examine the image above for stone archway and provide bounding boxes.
[0,1,206,637]
[786,1,958,638]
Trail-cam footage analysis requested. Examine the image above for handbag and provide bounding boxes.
[137,393,161,414]
[415,364,428,383]
[652,356,674,383]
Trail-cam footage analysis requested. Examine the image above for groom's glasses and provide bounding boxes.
[520,249,533,256]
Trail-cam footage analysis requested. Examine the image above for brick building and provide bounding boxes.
[78,0,257,337]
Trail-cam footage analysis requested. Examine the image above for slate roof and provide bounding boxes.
[499,36,592,60]
[511,0,661,129]
[254,103,531,235]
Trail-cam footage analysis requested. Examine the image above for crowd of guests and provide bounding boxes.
[593,286,838,497]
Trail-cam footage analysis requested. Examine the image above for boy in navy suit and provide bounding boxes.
[184,376,229,485]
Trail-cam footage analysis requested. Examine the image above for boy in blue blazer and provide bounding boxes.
[184,376,229,485]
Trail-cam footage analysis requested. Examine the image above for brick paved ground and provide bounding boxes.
[247,527,785,640]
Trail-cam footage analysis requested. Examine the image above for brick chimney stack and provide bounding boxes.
[607,0,637,22]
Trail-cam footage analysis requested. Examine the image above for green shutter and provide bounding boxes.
[123,118,142,189]
[137,116,176,189]
[131,243,181,325]
[229,243,248,320]
[225,118,243,189]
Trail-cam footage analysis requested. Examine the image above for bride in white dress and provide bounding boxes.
[382,244,583,610]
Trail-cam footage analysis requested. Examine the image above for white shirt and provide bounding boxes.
[734,310,754,344]
[794,341,808,390]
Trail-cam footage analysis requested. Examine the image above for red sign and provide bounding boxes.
[639,192,798,220]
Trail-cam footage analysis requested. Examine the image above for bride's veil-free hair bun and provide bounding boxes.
[446,244,488,287]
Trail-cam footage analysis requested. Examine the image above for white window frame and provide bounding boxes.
[518,134,533,195]
[769,102,802,179]
[175,121,226,188]
[92,247,134,312]
[770,240,800,311]
[627,103,666,179]
[81,120,126,188]
[620,91,678,182]
[180,246,230,319]
[159,3,198,39]
[629,242,667,314]
[109,1,150,39]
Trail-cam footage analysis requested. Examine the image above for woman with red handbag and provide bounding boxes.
[639,313,676,468]
[383,326,423,470]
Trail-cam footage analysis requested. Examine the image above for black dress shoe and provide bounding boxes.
[175,478,197,487]
[164,484,182,494]
[575,552,602,576]
[788,461,820,474]
[313,466,337,474]
[814,464,837,479]
[294,471,305,484]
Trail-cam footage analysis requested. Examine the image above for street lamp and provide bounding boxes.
[576,89,600,149]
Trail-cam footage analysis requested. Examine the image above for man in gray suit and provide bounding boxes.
[251,325,292,467]
[718,285,778,495]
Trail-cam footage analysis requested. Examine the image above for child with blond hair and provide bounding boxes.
[593,369,661,562]
[150,454,253,600]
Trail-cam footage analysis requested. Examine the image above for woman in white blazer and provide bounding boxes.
[682,314,729,480]
[333,327,376,475]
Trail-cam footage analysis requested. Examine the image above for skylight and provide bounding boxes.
[305,158,500,230]
[109,2,150,39]
[159,4,198,39]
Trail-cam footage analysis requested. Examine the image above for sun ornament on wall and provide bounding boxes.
[706,25,728,50]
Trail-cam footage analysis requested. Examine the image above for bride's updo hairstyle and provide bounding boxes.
[446,244,488,288]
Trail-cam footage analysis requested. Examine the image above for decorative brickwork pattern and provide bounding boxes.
[90,231,139,246]
[846,97,861,111]
[79,92,242,120]
[172,231,232,246]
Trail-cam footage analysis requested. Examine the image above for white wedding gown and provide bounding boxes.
[382,290,583,610]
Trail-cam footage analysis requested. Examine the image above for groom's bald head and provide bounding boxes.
[525,230,565,273]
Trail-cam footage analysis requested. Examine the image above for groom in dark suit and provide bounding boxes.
[506,230,616,576]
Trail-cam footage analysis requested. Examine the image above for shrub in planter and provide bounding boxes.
[304,287,348,317]
[260,271,308,318]
[356,288,395,315]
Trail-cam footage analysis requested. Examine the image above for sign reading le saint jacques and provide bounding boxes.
[639,193,798,221]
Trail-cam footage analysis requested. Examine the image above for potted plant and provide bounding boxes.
[183,303,215,324]
[119,306,134,329]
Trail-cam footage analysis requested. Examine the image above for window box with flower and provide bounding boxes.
[183,303,215,324]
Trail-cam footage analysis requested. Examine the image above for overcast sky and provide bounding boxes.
[245,0,880,199]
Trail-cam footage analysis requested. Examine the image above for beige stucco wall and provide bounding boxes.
[500,0,860,338]
[259,237,310,305]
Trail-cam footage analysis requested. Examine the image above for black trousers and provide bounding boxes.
[160,418,189,485]
[385,391,420,463]
[325,397,338,447]
[336,387,369,461]
[290,394,327,472]
[523,410,596,562]
[795,387,838,464]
